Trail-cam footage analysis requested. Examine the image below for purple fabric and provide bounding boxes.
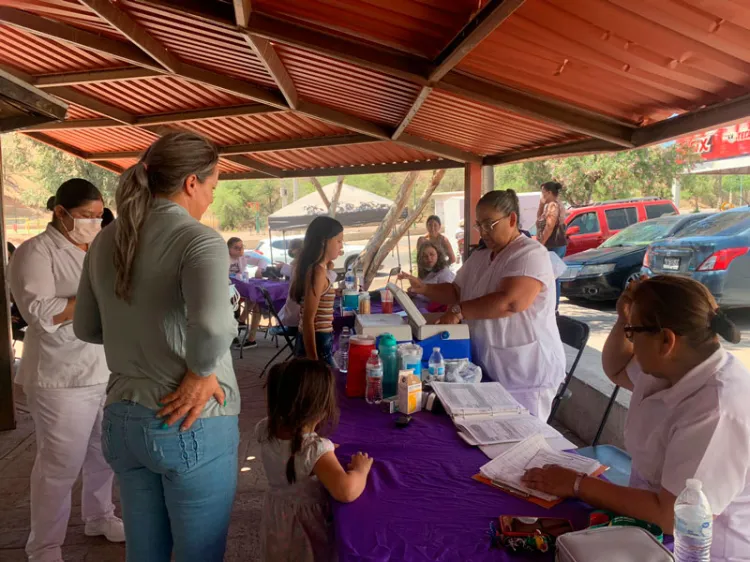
[231,278,289,312]
[330,373,594,562]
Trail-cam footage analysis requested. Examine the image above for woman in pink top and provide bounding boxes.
[523,276,750,562]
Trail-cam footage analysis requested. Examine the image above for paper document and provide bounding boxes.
[457,414,560,445]
[431,382,526,417]
[479,434,604,502]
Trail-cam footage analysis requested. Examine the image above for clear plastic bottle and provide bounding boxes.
[344,266,355,290]
[428,347,446,382]
[339,327,351,373]
[365,350,383,404]
[674,478,713,562]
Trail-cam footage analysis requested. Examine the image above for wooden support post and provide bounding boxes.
[0,136,17,430]
[464,162,483,258]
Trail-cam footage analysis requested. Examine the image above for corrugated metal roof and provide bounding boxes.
[0,23,123,74]
[252,0,490,58]
[459,0,750,124]
[71,76,248,115]
[119,0,276,87]
[66,103,104,120]
[0,0,123,38]
[217,158,253,173]
[276,44,421,127]
[43,126,158,153]
[406,89,582,156]
[169,112,347,146]
[249,141,438,170]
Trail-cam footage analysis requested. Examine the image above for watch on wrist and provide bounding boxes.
[450,303,463,320]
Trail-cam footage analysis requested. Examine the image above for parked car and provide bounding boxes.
[560,213,712,301]
[564,197,679,256]
[255,236,366,272]
[642,208,750,308]
[242,249,271,278]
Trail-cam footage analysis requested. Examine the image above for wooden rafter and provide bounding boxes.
[243,34,299,109]
[396,134,483,164]
[483,139,622,166]
[223,154,283,178]
[233,0,252,27]
[429,0,526,83]
[35,67,163,86]
[42,86,135,124]
[392,86,432,140]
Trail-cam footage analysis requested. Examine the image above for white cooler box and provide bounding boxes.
[555,527,674,562]
[354,314,412,342]
[386,283,471,363]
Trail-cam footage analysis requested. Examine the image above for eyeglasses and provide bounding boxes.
[623,325,661,341]
[472,216,507,233]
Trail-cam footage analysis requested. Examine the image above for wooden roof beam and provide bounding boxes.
[0,7,160,70]
[42,86,135,124]
[243,34,299,109]
[632,94,750,147]
[223,155,283,178]
[233,0,252,28]
[22,131,126,175]
[35,67,163,86]
[429,0,526,83]
[396,134,483,164]
[392,86,432,140]
[439,73,635,148]
[483,139,622,166]
[78,0,182,73]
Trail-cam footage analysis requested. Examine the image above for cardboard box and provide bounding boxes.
[397,370,422,415]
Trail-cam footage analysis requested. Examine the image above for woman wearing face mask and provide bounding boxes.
[522,276,750,561]
[9,179,124,562]
[400,190,565,419]
[74,133,240,562]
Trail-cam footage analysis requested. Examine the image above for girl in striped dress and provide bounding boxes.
[291,216,344,367]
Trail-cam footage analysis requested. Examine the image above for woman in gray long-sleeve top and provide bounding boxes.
[74,132,240,562]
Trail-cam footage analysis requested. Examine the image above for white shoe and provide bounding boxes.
[84,516,126,543]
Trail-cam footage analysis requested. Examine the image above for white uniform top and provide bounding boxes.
[625,348,750,562]
[9,224,108,389]
[454,234,565,393]
[423,268,455,285]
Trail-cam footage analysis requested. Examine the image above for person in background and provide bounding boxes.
[257,359,373,561]
[277,238,303,279]
[291,216,344,367]
[401,190,565,419]
[9,179,123,562]
[270,238,305,338]
[227,237,264,349]
[412,241,456,313]
[536,181,567,311]
[417,215,456,266]
[523,276,750,561]
[74,132,240,562]
[101,207,115,229]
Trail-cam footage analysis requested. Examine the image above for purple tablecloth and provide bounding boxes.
[331,373,594,562]
[231,278,289,311]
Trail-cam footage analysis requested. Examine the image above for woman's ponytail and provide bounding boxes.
[710,309,741,344]
[114,161,150,302]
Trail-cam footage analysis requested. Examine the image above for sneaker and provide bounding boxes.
[85,516,126,543]
[241,340,258,349]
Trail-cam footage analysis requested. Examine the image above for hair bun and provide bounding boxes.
[710,310,741,344]
[46,196,57,211]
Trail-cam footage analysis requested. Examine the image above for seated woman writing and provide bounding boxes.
[410,241,455,312]
[522,275,750,561]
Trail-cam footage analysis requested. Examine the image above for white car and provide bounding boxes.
[255,236,365,272]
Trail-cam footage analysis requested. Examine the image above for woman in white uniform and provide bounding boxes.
[9,179,124,562]
[401,189,565,419]
[522,276,750,561]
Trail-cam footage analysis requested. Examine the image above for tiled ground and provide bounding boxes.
[0,338,582,561]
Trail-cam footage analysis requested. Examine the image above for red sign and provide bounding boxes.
[679,121,750,161]
[245,202,260,211]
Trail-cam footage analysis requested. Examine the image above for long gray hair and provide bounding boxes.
[114,132,219,301]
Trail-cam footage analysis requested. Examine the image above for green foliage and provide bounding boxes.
[211,178,281,229]
[1,133,118,207]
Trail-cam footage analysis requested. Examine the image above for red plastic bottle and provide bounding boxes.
[346,335,376,397]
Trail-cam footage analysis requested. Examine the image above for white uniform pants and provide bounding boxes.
[26,384,115,562]
[511,386,558,421]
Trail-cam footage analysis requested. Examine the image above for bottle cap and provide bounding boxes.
[433,347,440,352]
[686,478,702,490]
[371,350,379,356]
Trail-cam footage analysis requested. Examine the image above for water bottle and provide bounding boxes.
[378,333,399,398]
[365,350,383,404]
[339,327,351,373]
[674,478,713,562]
[344,266,355,290]
[428,347,445,382]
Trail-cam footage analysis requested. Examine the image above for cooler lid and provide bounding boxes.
[386,283,427,329]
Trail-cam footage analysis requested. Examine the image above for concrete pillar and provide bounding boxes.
[0,136,17,430]
[482,165,494,194]
[464,162,483,257]
[671,177,681,208]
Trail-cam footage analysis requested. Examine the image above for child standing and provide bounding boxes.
[291,217,344,367]
[257,359,373,561]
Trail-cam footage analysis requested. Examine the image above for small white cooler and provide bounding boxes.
[354,314,412,342]
[386,283,471,363]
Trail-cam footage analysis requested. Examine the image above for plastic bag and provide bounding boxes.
[444,359,482,384]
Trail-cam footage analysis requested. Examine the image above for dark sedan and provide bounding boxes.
[560,213,712,301]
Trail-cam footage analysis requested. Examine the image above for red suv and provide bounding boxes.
[564,197,679,256]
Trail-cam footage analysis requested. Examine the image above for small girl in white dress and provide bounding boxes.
[257,359,374,562]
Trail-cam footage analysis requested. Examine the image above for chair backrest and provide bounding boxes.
[387,266,401,285]
[260,287,296,348]
[548,315,590,423]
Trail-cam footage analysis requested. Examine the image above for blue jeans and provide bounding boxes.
[101,402,239,562]
[550,245,567,312]
[295,331,335,367]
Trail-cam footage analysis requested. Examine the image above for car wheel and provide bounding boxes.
[623,269,642,291]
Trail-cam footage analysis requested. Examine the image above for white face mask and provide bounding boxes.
[63,210,101,245]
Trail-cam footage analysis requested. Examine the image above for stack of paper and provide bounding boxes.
[478,434,606,503]
[430,382,526,418]
[456,415,560,446]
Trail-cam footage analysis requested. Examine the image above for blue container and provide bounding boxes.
[416,332,471,367]
[378,333,399,398]
[343,290,359,310]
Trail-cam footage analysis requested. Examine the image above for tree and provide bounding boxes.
[1,133,118,207]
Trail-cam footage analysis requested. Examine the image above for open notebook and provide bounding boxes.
[475,434,607,507]
[430,382,526,419]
